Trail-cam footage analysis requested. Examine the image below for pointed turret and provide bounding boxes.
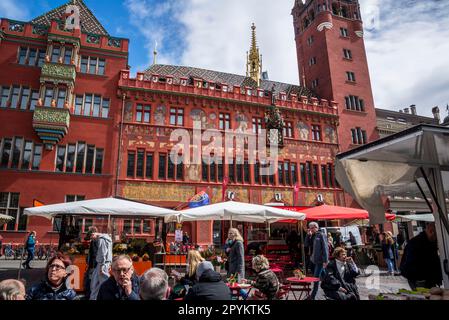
[246,23,262,87]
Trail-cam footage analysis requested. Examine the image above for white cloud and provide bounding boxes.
[0,0,29,20]
[361,0,449,117]
[126,0,449,118]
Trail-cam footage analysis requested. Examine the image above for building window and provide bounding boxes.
[252,117,263,134]
[158,153,167,180]
[345,95,365,112]
[18,47,27,65]
[146,153,154,179]
[80,56,106,75]
[57,88,67,108]
[0,137,41,171]
[311,125,322,141]
[351,127,368,145]
[51,46,61,63]
[64,48,73,65]
[311,79,319,89]
[340,27,349,37]
[313,164,320,187]
[136,150,145,178]
[101,99,110,118]
[127,151,136,178]
[0,86,10,108]
[346,71,356,82]
[0,192,26,231]
[343,49,352,60]
[75,142,86,173]
[219,113,231,130]
[11,137,23,169]
[278,161,284,185]
[309,57,317,66]
[283,121,293,138]
[44,87,54,107]
[85,145,95,174]
[306,162,313,187]
[170,108,184,126]
[28,49,37,66]
[75,94,110,118]
[19,87,30,110]
[307,36,314,46]
[136,104,151,123]
[10,86,20,109]
[30,90,39,111]
[38,50,45,67]
[291,162,298,185]
[55,142,103,174]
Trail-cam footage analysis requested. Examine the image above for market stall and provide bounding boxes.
[24,197,178,291]
[335,124,449,288]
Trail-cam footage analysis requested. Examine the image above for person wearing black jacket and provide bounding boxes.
[400,223,442,289]
[321,247,360,301]
[184,261,232,301]
[97,255,140,300]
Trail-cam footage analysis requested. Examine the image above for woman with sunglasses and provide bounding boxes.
[26,253,76,300]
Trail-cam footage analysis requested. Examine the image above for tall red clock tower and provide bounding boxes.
[292,0,379,151]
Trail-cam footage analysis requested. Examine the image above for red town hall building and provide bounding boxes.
[0,0,378,246]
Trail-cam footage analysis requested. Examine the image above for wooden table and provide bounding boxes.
[285,277,320,300]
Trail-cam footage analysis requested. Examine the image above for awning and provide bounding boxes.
[335,124,449,287]
[278,205,395,223]
[24,197,177,220]
[396,214,435,222]
[164,201,306,223]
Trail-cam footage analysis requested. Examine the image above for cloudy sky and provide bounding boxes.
[1,0,448,117]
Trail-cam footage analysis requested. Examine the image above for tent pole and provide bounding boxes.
[107,215,111,235]
[300,220,306,275]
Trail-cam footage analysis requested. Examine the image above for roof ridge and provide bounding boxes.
[147,63,309,89]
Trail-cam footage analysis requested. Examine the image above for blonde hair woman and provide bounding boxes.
[248,255,279,300]
[380,232,396,275]
[225,228,245,282]
[187,250,205,279]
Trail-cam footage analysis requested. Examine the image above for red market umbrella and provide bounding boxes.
[278,205,396,223]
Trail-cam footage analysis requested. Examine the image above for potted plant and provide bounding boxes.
[227,273,239,287]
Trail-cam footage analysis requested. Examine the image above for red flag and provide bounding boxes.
[222,176,229,201]
[33,199,45,207]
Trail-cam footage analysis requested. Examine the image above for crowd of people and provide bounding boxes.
[0,222,443,301]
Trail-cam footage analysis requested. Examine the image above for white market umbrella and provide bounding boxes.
[164,201,306,224]
[396,214,436,223]
[24,197,177,220]
[0,214,14,226]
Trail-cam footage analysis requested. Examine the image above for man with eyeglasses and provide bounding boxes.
[97,255,140,300]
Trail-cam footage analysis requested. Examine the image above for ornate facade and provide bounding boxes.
[0,0,369,246]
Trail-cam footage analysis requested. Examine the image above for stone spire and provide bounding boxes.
[246,23,262,87]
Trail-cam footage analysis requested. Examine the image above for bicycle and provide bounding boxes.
[3,244,15,260]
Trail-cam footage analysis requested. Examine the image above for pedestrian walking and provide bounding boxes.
[83,226,98,299]
[305,222,329,300]
[22,231,37,269]
[225,228,245,282]
[89,232,113,300]
[380,232,396,275]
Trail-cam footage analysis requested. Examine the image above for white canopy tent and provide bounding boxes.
[335,124,449,288]
[24,197,177,219]
[164,201,306,223]
[396,214,436,223]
